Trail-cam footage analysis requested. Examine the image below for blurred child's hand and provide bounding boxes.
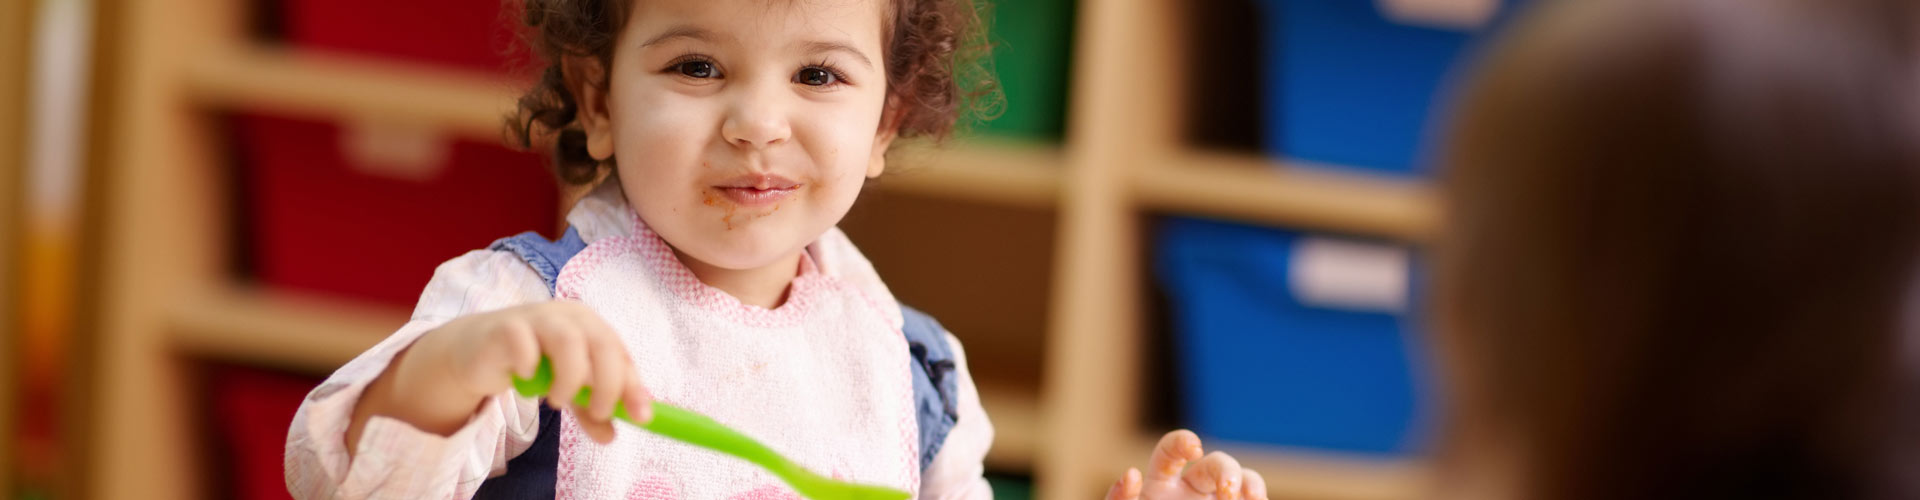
[1105,430,1267,500]
[399,300,652,444]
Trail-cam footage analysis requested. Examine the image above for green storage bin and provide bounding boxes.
[969,0,1075,140]
[986,474,1034,500]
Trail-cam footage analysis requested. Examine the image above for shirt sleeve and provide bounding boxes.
[918,332,997,500]
[285,250,550,499]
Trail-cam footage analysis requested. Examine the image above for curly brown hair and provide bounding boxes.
[503,0,994,185]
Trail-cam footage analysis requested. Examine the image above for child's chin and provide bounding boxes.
[681,231,808,271]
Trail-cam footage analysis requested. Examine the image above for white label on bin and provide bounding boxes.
[342,117,452,182]
[1377,0,1497,30]
[1289,237,1411,313]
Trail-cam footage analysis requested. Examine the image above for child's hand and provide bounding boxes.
[1105,430,1267,500]
[399,300,652,444]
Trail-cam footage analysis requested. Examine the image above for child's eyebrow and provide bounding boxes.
[802,40,874,70]
[638,26,872,71]
[640,25,728,48]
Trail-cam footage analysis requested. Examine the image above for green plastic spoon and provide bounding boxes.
[510,357,911,500]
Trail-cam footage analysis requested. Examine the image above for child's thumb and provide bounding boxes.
[1105,468,1142,500]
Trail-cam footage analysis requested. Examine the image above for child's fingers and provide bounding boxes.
[1180,452,1244,500]
[1148,429,1206,481]
[585,335,627,421]
[1241,469,1268,500]
[536,317,590,409]
[573,307,636,422]
[622,362,654,424]
[1104,467,1143,500]
[1102,472,1125,500]
[502,320,541,379]
[575,406,618,444]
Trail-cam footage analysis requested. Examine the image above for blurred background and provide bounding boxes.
[0,0,1529,499]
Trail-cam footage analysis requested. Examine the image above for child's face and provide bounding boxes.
[579,0,894,271]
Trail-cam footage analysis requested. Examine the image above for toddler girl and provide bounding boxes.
[282,0,1257,498]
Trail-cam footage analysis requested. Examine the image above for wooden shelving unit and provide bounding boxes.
[1133,152,1437,241]
[880,140,1065,210]
[186,46,521,140]
[1033,2,1435,499]
[1,0,30,497]
[165,289,404,375]
[82,0,1439,499]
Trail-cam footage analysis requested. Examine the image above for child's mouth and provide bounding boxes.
[715,186,797,207]
[712,174,801,208]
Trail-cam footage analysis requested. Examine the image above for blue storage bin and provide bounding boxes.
[1258,0,1524,175]
[1156,218,1429,455]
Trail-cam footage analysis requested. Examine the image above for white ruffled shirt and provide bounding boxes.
[285,186,994,499]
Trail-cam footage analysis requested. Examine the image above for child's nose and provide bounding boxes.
[721,92,793,150]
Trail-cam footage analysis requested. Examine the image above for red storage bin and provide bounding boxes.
[206,365,325,500]
[281,0,527,73]
[233,113,559,307]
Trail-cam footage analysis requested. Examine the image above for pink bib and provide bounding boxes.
[549,213,920,499]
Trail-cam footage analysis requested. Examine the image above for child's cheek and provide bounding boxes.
[807,110,881,177]
[812,135,875,202]
[613,91,714,177]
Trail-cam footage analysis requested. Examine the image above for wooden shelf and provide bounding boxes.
[167,288,405,374]
[1133,152,1440,241]
[883,140,1064,209]
[1230,451,1425,500]
[978,383,1042,472]
[186,44,522,140]
[1119,437,1428,500]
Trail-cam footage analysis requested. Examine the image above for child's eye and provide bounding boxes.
[674,60,719,79]
[795,67,840,87]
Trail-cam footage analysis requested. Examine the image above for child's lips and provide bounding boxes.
[710,173,798,207]
[715,173,800,190]
[711,173,800,208]
[714,185,797,207]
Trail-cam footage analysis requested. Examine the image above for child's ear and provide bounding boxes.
[867,103,906,178]
[564,55,616,162]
